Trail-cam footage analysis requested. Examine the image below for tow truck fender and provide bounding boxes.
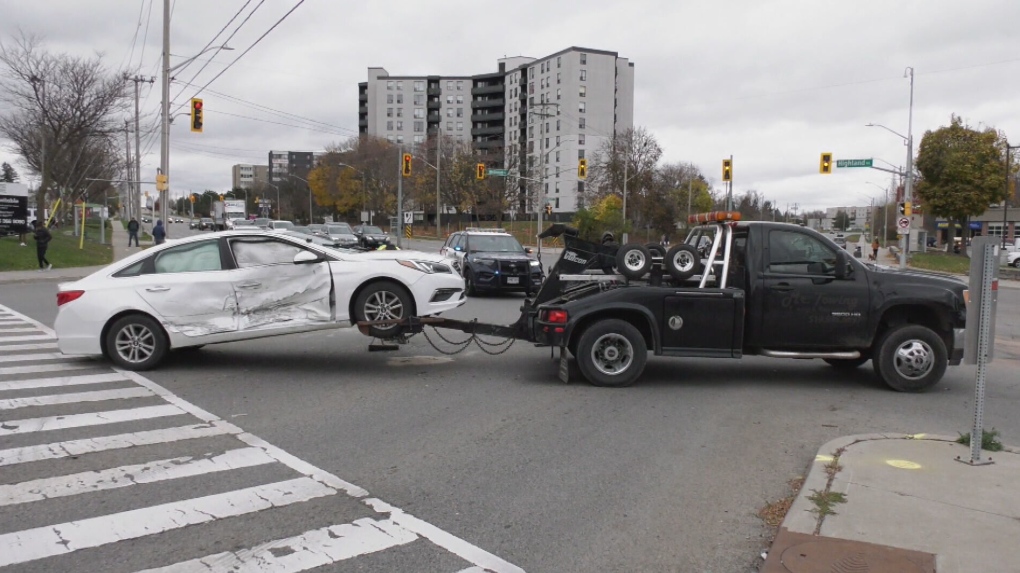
[562,303,660,354]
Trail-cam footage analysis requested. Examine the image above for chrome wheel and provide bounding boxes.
[114,324,156,365]
[589,332,634,376]
[892,339,935,380]
[672,250,696,272]
[363,290,405,323]
[622,250,647,273]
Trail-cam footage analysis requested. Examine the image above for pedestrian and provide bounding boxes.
[152,219,166,245]
[127,217,140,247]
[18,221,28,246]
[32,220,52,271]
[871,238,880,261]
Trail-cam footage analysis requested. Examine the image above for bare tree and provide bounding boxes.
[0,32,127,215]
[584,127,663,231]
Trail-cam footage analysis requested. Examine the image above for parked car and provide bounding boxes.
[319,223,359,247]
[268,220,295,231]
[440,227,543,295]
[252,218,271,230]
[53,230,467,370]
[352,224,391,248]
[175,217,184,223]
[307,224,326,235]
[189,219,199,230]
[1008,250,1020,268]
[291,225,312,235]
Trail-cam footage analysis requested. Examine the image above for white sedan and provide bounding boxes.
[55,230,466,370]
[1008,250,1020,268]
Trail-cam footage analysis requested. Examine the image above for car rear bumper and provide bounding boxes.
[55,305,104,356]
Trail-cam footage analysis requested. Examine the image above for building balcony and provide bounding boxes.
[359,106,367,114]
[471,98,504,109]
[427,100,441,110]
[471,111,504,123]
[427,87,441,96]
[359,119,368,127]
[359,93,367,102]
[427,112,441,122]
[471,125,504,137]
[473,138,504,150]
[471,84,504,96]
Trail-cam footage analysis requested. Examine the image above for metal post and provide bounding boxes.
[687,179,693,230]
[900,67,914,269]
[397,144,403,248]
[436,127,442,238]
[124,122,132,220]
[621,158,628,242]
[968,242,997,465]
[159,0,170,236]
[726,154,734,212]
[1005,144,1019,249]
[134,77,146,224]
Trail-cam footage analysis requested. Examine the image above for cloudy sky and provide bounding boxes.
[2,0,1019,213]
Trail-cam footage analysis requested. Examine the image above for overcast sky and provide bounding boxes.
[2,0,1019,213]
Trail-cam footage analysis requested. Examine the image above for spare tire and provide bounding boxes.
[646,243,666,258]
[616,243,652,279]
[665,244,702,281]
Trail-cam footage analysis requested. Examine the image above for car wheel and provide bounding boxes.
[615,244,652,279]
[1013,258,1020,268]
[575,319,647,387]
[105,314,168,371]
[646,243,667,258]
[823,355,870,369]
[464,269,477,296]
[354,281,413,339]
[665,244,702,281]
[873,324,947,392]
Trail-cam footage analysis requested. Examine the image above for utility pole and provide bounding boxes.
[123,121,133,219]
[436,127,442,238]
[159,0,170,235]
[900,66,915,269]
[28,76,47,220]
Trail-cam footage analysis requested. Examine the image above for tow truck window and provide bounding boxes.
[767,230,837,276]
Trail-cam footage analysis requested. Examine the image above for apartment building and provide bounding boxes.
[358,47,634,213]
[231,164,269,190]
[267,151,323,183]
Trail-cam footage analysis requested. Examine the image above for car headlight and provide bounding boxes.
[398,260,452,274]
[530,260,540,267]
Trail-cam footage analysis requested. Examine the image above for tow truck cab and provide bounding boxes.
[532,213,967,391]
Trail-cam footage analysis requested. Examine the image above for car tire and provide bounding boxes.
[104,314,169,371]
[823,355,870,369]
[1013,258,1020,268]
[354,281,413,339]
[873,324,947,392]
[575,319,647,387]
[665,244,702,281]
[464,269,477,296]
[615,244,652,279]
[646,243,667,258]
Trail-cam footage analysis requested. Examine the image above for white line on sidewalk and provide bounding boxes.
[0,387,153,410]
[0,421,237,467]
[133,517,418,573]
[0,363,97,376]
[0,342,59,352]
[0,446,275,507]
[0,372,127,392]
[0,404,184,435]
[0,477,337,567]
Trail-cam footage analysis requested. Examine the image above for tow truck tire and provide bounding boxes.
[665,244,702,281]
[354,281,413,339]
[873,324,947,392]
[646,243,666,258]
[616,244,652,279]
[576,319,647,387]
[823,356,869,369]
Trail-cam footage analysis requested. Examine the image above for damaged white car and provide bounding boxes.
[54,231,466,370]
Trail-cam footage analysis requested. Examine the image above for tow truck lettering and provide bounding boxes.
[780,293,860,310]
[562,251,588,265]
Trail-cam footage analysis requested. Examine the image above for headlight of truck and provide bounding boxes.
[398,260,452,274]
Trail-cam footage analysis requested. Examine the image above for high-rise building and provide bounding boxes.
[358,47,634,213]
[231,164,268,190]
[268,151,322,183]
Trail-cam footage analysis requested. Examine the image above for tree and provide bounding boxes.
[834,210,850,231]
[583,127,663,227]
[0,32,127,216]
[573,194,626,242]
[0,162,18,182]
[915,115,1014,255]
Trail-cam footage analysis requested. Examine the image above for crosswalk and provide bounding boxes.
[0,304,523,573]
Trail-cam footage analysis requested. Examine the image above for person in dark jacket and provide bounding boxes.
[32,220,52,271]
[152,219,166,245]
[127,217,140,247]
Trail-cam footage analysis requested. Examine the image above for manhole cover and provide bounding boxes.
[781,539,928,573]
[387,356,454,366]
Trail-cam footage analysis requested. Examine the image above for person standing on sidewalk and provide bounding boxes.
[152,219,166,245]
[32,220,52,271]
[871,238,880,261]
[127,217,140,247]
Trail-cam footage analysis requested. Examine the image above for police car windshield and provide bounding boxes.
[468,235,524,253]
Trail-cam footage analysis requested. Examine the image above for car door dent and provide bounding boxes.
[235,265,332,331]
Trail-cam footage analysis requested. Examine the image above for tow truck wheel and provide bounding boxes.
[646,243,666,258]
[823,356,869,369]
[576,319,647,387]
[616,244,652,279]
[874,324,947,392]
[354,281,413,339]
[665,244,702,281]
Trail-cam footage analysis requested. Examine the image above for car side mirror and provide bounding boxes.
[834,250,850,279]
[293,251,323,265]
[525,247,534,254]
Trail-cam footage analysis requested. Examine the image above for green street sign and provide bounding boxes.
[487,169,508,177]
[836,159,873,168]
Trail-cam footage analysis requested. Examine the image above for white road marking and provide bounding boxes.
[0,342,59,351]
[0,404,184,435]
[0,387,153,410]
[0,372,127,391]
[0,334,54,343]
[133,518,418,573]
[455,568,490,573]
[365,498,525,573]
[0,363,97,376]
[0,326,40,333]
[0,477,337,567]
[0,447,275,507]
[0,352,68,363]
[0,421,237,467]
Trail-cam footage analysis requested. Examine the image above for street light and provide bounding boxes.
[287,174,313,224]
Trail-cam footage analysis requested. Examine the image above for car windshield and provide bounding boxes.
[468,235,524,253]
[326,224,354,234]
[360,226,383,234]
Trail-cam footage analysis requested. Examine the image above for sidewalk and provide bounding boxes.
[764,433,1020,572]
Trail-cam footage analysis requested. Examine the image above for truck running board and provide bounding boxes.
[759,349,862,360]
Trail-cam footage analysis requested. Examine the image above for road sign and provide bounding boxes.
[897,216,910,230]
[487,169,508,177]
[403,211,413,224]
[836,159,873,168]
[405,225,412,239]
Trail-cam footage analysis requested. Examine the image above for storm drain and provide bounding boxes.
[763,529,935,573]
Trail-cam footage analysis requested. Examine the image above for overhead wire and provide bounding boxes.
[171,0,259,85]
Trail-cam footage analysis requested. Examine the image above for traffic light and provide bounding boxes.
[219,194,224,201]
[577,159,587,179]
[898,201,912,216]
[819,153,832,174]
[155,173,168,191]
[402,153,412,177]
[476,163,487,180]
[722,159,732,182]
[545,204,552,215]
[188,194,195,203]
[190,98,203,133]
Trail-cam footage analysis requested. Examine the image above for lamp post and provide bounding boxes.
[1005,143,1020,249]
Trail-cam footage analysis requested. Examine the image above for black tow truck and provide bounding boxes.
[361,212,968,392]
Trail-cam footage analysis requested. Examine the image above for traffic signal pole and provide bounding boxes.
[397,145,403,249]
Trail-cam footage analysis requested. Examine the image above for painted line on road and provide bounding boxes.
[0,342,59,352]
[0,325,41,332]
[0,372,127,392]
[0,363,100,376]
[364,498,526,573]
[0,421,238,467]
[133,517,419,573]
[0,387,153,410]
[0,334,55,343]
[0,353,69,363]
[0,304,56,334]
[0,446,276,507]
[0,477,337,568]
[0,404,184,435]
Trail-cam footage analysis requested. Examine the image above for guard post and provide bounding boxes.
[961,236,1000,465]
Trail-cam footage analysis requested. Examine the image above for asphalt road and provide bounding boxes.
[2,265,1019,571]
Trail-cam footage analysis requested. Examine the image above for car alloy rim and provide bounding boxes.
[893,339,935,380]
[673,250,695,272]
[364,290,404,328]
[623,250,646,271]
[114,324,156,364]
[590,332,633,376]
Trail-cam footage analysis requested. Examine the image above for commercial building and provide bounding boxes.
[231,164,269,190]
[358,47,634,213]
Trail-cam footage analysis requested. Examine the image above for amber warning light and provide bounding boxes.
[688,211,742,224]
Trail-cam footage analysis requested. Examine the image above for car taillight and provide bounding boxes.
[57,290,85,306]
[545,309,568,324]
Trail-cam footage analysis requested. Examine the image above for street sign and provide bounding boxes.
[403,211,413,224]
[897,216,910,230]
[487,169,508,177]
[836,159,873,168]
[405,225,412,239]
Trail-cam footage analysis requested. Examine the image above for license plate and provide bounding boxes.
[506,276,519,284]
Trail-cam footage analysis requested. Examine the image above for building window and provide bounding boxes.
[414,134,424,144]
[446,95,453,104]
[457,121,463,131]
[396,94,403,104]
[555,150,560,162]
[457,108,464,117]
[556,136,560,146]
[456,95,464,104]
[387,81,394,90]
[578,181,584,195]
[578,149,585,159]
[414,108,425,119]
[447,108,453,117]
[414,80,425,92]
[447,80,453,90]
[578,134,585,146]
[396,81,403,90]
[556,120,561,131]
[414,121,424,132]
[579,86,586,98]
[545,137,550,147]
[387,120,393,131]
[529,96,534,106]
[457,80,464,90]
[396,121,403,130]
[529,82,534,95]
[528,141,534,153]
[396,108,403,117]
[397,135,404,143]
[387,94,393,104]
[557,56,561,68]
[557,88,561,100]
[987,223,1004,237]
[580,53,587,65]
[579,118,585,129]
[578,101,586,114]
[387,108,393,117]
[580,69,587,81]
[556,72,561,85]
[529,67,534,79]
[414,94,424,105]
[446,121,452,131]
[386,135,395,143]
[545,122,549,132]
